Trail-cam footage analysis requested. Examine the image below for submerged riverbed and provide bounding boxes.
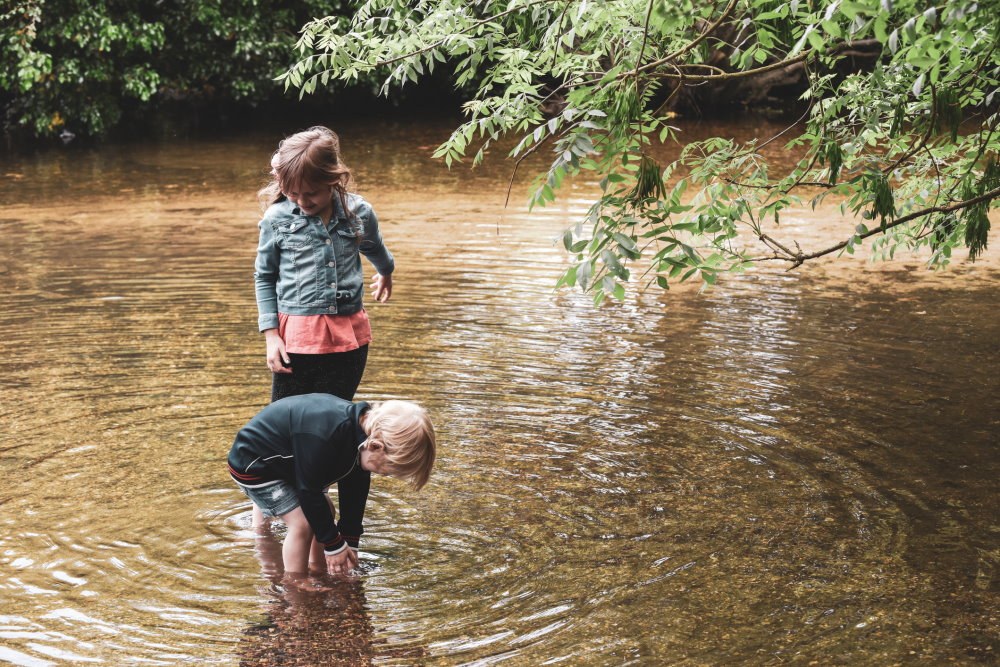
[0,118,997,665]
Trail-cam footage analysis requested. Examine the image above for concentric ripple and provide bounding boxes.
[0,121,997,665]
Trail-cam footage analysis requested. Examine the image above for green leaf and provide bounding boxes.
[577,260,592,290]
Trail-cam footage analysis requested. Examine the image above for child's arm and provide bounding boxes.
[254,218,281,332]
[355,201,394,278]
[297,488,349,555]
[337,464,371,552]
[325,544,358,575]
[299,489,358,574]
[293,434,352,558]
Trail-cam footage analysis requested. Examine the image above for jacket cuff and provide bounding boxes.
[341,534,360,550]
[323,536,347,555]
[258,312,279,331]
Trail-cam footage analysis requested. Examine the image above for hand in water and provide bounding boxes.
[325,547,359,575]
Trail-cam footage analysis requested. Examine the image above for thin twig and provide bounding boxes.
[635,0,657,88]
[749,184,1000,264]
[549,2,571,70]
[650,63,688,118]
[923,143,943,206]
[732,103,811,161]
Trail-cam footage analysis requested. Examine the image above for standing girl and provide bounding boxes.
[254,126,394,403]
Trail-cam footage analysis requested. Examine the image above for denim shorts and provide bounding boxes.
[237,481,300,517]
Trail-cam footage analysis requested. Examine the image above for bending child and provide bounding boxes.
[228,393,435,584]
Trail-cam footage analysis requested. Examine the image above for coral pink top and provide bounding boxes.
[278,311,372,354]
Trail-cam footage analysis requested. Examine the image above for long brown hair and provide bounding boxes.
[257,126,353,220]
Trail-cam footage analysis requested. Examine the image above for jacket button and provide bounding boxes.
[328,262,335,267]
[325,239,332,245]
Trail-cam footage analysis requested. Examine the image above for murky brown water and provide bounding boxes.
[1,118,998,666]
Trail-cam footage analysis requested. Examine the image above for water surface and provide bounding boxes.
[0,119,997,665]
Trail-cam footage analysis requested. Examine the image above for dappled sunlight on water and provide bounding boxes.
[0,119,997,665]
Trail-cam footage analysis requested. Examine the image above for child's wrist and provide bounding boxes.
[323,538,348,555]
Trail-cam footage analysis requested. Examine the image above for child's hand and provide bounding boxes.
[371,273,393,303]
[264,329,292,374]
[325,547,359,575]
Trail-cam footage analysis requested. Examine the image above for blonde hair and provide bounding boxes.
[257,126,353,214]
[364,400,436,490]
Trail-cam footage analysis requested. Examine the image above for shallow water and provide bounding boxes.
[0,118,998,666]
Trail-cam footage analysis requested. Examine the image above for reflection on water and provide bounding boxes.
[0,118,997,665]
[236,527,425,667]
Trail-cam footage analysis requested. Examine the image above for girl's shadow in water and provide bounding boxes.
[238,531,427,666]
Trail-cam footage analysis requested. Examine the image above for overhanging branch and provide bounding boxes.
[749,185,1000,266]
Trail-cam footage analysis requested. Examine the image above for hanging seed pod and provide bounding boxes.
[864,172,897,230]
[888,105,906,138]
[963,158,999,260]
[819,140,843,185]
[933,87,962,142]
[626,153,665,205]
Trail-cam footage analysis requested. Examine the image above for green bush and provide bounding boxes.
[0,0,351,139]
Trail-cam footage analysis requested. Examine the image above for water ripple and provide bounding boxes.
[1,126,997,665]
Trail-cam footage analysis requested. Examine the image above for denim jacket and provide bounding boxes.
[254,194,394,331]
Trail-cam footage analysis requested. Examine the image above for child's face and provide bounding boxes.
[284,180,334,221]
[359,440,395,477]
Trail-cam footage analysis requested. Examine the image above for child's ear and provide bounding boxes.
[367,439,384,451]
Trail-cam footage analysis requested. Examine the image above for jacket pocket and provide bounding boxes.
[278,219,312,248]
[333,226,363,264]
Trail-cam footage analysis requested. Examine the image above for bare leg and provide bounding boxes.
[252,527,285,582]
[279,507,314,576]
[309,539,327,575]
[308,495,337,574]
[251,504,272,534]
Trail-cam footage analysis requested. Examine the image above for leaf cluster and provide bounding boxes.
[285,0,1000,298]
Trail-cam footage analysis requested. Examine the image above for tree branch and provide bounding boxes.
[664,55,811,81]
[748,185,1000,265]
[643,37,882,85]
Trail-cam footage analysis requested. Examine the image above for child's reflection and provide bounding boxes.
[238,527,378,667]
